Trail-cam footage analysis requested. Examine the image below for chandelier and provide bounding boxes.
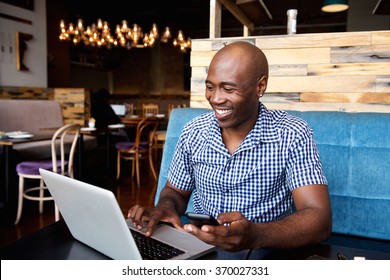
[59,19,191,52]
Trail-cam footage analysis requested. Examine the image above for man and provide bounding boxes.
[90,88,120,128]
[128,41,332,251]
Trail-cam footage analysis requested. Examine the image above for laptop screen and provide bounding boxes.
[110,104,126,116]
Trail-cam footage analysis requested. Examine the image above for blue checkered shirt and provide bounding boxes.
[168,104,327,223]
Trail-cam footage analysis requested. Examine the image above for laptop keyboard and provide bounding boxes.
[130,229,185,260]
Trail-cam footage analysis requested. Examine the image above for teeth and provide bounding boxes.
[216,109,231,115]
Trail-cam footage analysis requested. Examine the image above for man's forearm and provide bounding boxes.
[157,186,189,216]
[251,207,332,249]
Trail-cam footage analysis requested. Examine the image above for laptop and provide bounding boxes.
[110,104,126,116]
[39,169,215,260]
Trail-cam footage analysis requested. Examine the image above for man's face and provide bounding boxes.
[205,54,260,130]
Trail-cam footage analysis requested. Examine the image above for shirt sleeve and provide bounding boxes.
[167,128,196,192]
[286,126,328,190]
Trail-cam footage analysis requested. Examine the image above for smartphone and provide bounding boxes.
[185,212,219,227]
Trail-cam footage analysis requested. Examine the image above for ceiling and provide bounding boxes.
[65,0,352,39]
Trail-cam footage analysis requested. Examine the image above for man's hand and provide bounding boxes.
[127,204,183,237]
[183,211,253,251]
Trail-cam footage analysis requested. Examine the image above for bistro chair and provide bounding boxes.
[151,130,166,156]
[142,103,159,116]
[115,117,159,187]
[14,123,81,225]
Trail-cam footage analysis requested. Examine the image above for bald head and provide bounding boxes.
[210,41,269,81]
[205,41,269,133]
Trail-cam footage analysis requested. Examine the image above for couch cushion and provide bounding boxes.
[0,100,98,160]
[0,100,64,137]
[12,135,98,161]
[287,111,390,240]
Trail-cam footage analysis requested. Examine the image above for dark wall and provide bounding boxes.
[46,1,191,97]
[47,0,71,87]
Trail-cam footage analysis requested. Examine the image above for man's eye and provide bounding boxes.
[223,87,234,93]
[206,85,214,91]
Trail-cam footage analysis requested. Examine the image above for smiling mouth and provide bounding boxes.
[215,108,232,116]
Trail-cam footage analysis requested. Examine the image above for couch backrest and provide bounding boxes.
[156,108,211,213]
[287,111,390,241]
[0,100,64,137]
[155,108,390,241]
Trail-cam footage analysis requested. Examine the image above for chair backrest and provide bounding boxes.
[51,123,80,178]
[135,117,159,149]
[154,108,212,211]
[142,103,159,116]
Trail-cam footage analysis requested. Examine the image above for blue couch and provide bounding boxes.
[155,108,390,241]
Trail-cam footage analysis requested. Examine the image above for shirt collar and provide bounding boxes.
[254,103,280,143]
[206,103,280,153]
[235,103,281,149]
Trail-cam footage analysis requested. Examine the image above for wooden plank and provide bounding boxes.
[191,77,206,92]
[267,76,376,93]
[190,89,205,97]
[255,31,372,49]
[191,40,212,51]
[54,88,86,94]
[270,64,307,76]
[308,62,390,76]
[376,76,390,92]
[54,88,89,124]
[300,92,390,104]
[211,38,256,51]
[190,51,215,67]
[191,66,208,77]
[261,92,300,103]
[191,65,314,88]
[218,0,255,32]
[190,31,390,113]
[190,99,211,109]
[191,95,208,102]
[371,31,390,45]
[54,94,85,103]
[300,92,343,103]
[209,0,221,38]
[331,45,390,63]
[64,119,84,125]
[263,48,330,64]
[263,102,390,113]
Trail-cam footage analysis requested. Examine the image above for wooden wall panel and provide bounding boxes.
[0,87,50,100]
[331,45,390,63]
[308,63,390,76]
[372,31,390,44]
[54,88,90,125]
[270,64,307,76]
[263,48,330,64]
[190,51,216,67]
[255,32,371,49]
[267,76,376,93]
[190,30,390,113]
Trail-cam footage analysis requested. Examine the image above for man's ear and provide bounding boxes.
[257,76,268,98]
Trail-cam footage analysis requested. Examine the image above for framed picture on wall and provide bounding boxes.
[16,31,33,71]
[0,0,34,11]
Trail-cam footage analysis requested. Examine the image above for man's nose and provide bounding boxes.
[210,88,226,103]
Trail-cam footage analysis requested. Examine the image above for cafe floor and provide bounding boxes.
[0,153,161,248]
